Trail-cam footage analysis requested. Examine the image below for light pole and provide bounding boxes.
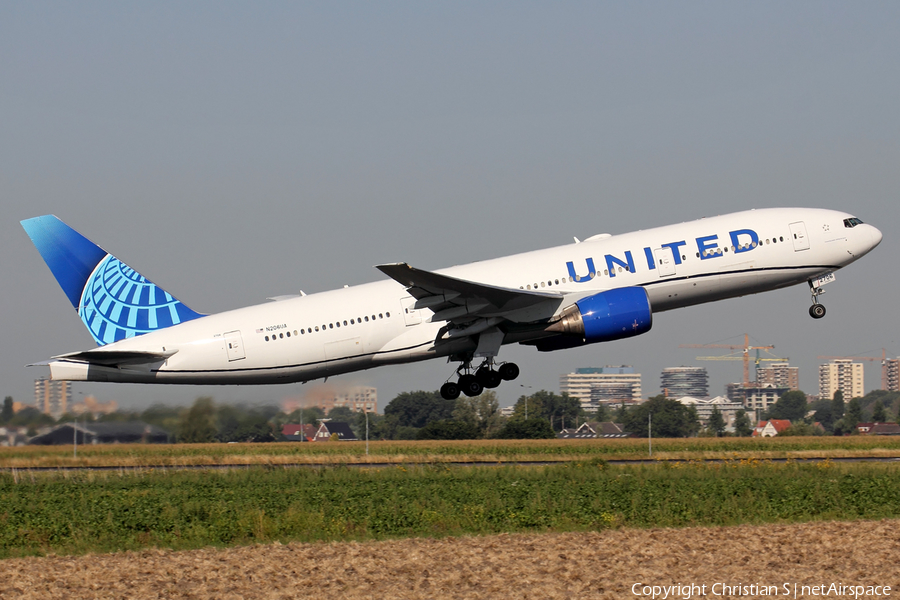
[648,412,652,457]
[520,385,532,419]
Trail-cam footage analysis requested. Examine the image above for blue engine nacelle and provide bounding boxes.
[534,287,652,351]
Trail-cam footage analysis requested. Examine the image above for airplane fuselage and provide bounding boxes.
[38,207,882,386]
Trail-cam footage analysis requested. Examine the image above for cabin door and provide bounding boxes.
[224,330,246,361]
[654,248,676,277]
[400,296,422,326]
[788,222,810,251]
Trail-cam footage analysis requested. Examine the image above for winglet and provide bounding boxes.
[22,215,204,346]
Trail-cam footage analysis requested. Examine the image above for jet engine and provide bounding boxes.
[530,287,652,351]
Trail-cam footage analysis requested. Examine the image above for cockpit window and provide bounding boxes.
[844,217,864,228]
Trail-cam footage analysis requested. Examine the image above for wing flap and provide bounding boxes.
[376,262,561,323]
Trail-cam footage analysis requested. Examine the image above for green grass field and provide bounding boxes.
[3,436,900,469]
[3,458,900,558]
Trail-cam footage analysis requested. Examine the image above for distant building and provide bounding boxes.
[674,395,744,428]
[557,422,629,439]
[727,383,790,421]
[819,359,864,400]
[34,379,70,419]
[886,358,899,392]
[661,367,708,398]
[560,367,642,410]
[0,426,29,447]
[752,419,792,437]
[313,421,358,441]
[283,386,377,415]
[756,362,799,391]
[281,424,317,442]
[28,421,170,445]
[856,422,900,436]
[70,395,118,417]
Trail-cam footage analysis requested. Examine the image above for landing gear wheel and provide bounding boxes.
[440,381,461,400]
[475,367,502,389]
[458,374,484,397]
[498,362,520,381]
[809,304,826,319]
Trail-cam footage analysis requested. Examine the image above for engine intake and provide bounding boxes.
[545,287,652,342]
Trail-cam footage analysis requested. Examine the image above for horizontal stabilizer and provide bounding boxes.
[50,348,178,367]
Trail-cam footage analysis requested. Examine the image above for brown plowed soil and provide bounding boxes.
[2,520,899,599]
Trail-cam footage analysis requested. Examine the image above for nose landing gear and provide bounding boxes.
[809,303,826,319]
[809,280,826,319]
[439,359,520,400]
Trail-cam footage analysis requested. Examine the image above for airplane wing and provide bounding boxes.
[376,262,562,324]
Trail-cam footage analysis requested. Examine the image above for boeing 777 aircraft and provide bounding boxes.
[22,208,881,400]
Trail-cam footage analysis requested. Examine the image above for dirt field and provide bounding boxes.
[2,519,899,599]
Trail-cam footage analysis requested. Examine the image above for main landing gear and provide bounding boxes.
[808,280,826,319]
[440,360,520,400]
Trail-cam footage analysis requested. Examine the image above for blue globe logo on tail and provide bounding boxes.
[22,215,204,346]
[80,254,202,345]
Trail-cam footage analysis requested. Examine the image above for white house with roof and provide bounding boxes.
[674,395,744,428]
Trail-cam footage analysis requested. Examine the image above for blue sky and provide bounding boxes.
[2,2,898,409]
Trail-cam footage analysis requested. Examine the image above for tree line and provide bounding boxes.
[4,387,899,442]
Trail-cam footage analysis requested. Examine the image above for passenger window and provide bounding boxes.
[386,312,390,318]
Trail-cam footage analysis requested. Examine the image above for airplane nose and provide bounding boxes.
[853,223,883,258]
[871,224,883,248]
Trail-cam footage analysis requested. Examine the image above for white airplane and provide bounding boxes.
[22,208,881,400]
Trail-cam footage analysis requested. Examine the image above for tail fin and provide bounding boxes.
[21,215,203,346]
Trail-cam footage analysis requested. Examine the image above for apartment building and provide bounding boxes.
[819,359,864,400]
[560,367,642,410]
[756,362,800,391]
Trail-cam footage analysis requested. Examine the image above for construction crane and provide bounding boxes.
[679,333,785,388]
[817,349,888,391]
